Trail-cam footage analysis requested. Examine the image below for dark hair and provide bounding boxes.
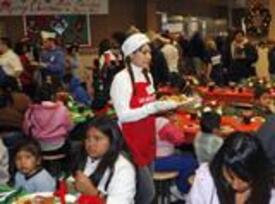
[67,44,79,55]
[0,37,12,48]
[233,30,245,39]
[98,39,112,56]
[254,85,269,100]
[200,111,221,133]
[210,132,272,204]
[33,82,55,103]
[14,41,29,55]
[81,117,126,188]
[112,31,127,47]
[125,44,151,95]
[167,72,186,91]
[14,138,42,166]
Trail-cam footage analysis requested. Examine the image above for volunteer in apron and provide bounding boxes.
[110,33,178,204]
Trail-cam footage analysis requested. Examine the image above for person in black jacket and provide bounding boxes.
[150,37,169,88]
[268,41,275,74]
[230,30,258,82]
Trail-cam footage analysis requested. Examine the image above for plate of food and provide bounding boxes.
[13,192,54,204]
[13,192,76,204]
[160,94,196,107]
[251,116,266,123]
[220,126,234,134]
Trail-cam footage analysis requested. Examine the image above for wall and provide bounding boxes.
[156,0,225,18]
[0,0,146,48]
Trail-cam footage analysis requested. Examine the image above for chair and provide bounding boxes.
[153,171,179,204]
[42,143,70,178]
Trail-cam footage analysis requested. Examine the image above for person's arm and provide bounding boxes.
[186,164,215,204]
[110,73,178,123]
[74,170,100,196]
[158,118,186,145]
[45,51,65,75]
[105,160,136,204]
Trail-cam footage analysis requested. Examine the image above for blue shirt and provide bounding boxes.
[15,169,56,193]
[40,47,65,79]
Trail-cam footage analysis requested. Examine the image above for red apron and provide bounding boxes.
[121,82,156,167]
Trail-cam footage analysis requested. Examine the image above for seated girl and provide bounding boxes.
[23,81,73,152]
[14,138,56,193]
[155,116,198,198]
[71,116,136,204]
[187,131,275,204]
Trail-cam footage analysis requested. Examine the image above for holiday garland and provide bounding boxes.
[245,3,271,37]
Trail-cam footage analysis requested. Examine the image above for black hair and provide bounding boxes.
[33,81,55,103]
[210,132,272,204]
[0,37,12,48]
[254,85,269,100]
[167,72,186,91]
[14,41,29,55]
[14,137,42,167]
[125,44,151,96]
[78,117,127,188]
[98,39,112,56]
[112,32,127,47]
[200,111,221,133]
[233,30,245,39]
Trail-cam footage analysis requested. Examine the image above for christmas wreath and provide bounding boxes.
[245,3,271,37]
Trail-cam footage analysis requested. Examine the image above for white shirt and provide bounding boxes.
[161,43,179,73]
[110,63,155,123]
[187,163,275,204]
[0,49,23,78]
[84,154,136,204]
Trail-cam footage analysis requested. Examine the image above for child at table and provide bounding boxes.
[14,138,56,193]
[253,85,275,116]
[194,111,223,164]
[155,116,198,200]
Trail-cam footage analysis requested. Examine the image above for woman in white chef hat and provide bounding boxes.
[110,32,178,204]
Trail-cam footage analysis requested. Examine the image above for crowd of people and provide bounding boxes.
[0,26,275,204]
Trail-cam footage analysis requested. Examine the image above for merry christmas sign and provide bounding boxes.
[0,0,108,15]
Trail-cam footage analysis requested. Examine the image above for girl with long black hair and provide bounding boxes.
[187,132,275,204]
[72,116,136,204]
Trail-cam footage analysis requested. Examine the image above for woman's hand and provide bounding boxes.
[74,170,99,195]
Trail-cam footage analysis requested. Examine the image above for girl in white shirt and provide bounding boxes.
[72,116,136,204]
[187,132,275,204]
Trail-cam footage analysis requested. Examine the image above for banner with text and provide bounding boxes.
[0,0,108,15]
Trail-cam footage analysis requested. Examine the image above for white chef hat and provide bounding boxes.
[121,33,150,57]
[41,31,56,39]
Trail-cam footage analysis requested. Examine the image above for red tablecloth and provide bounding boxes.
[196,87,254,104]
[174,112,263,144]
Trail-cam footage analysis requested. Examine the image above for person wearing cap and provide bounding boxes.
[110,33,179,204]
[0,37,23,87]
[40,31,65,81]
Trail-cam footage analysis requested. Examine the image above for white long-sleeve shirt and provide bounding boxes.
[187,163,275,204]
[110,63,155,123]
[0,49,23,78]
[84,154,136,204]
